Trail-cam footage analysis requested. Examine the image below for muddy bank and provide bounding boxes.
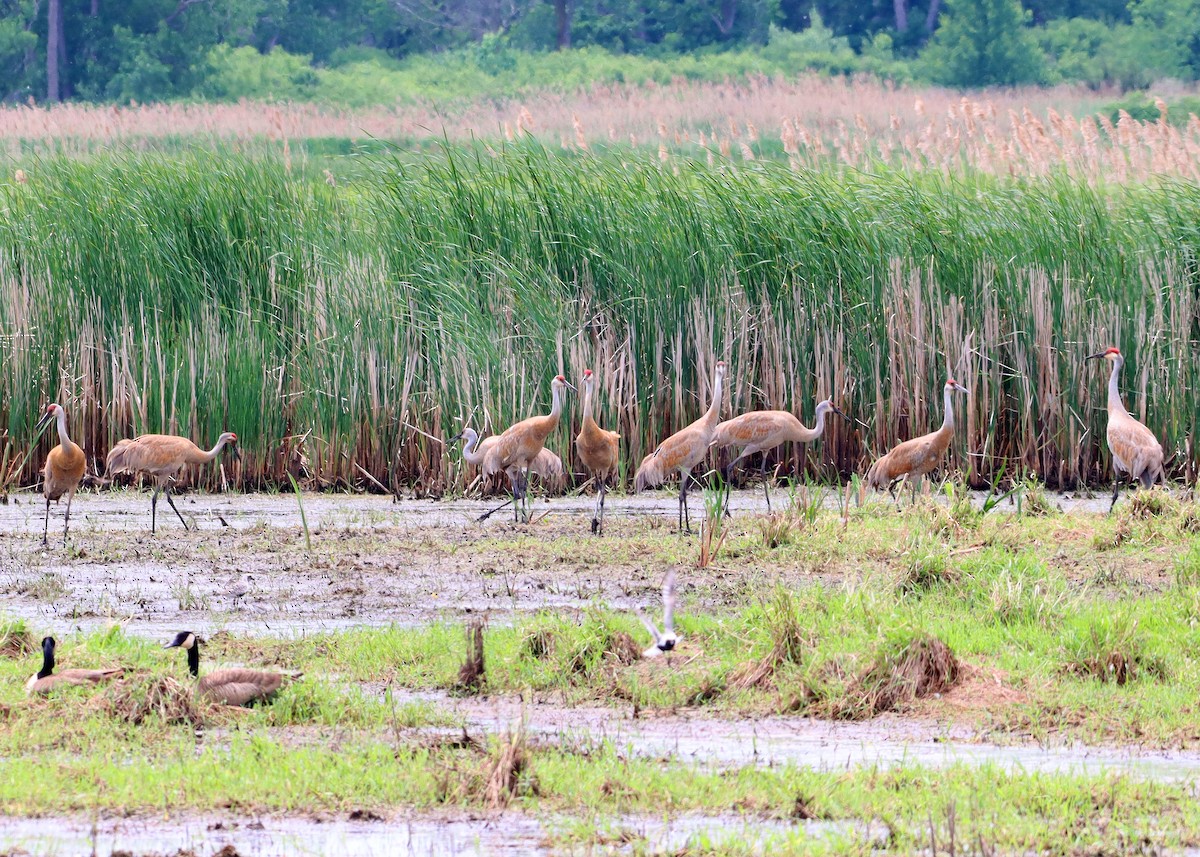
[0,810,884,856]
[0,487,1137,637]
[0,489,846,636]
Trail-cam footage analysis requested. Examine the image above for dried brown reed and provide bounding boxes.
[827,634,959,719]
[454,618,487,695]
[94,675,204,726]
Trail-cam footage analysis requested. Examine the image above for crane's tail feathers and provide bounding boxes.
[865,455,888,490]
[633,453,663,493]
[104,439,137,475]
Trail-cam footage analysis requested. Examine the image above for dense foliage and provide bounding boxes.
[1,0,1198,105]
[0,147,1198,491]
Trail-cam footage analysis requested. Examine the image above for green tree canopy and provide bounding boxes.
[921,0,1047,85]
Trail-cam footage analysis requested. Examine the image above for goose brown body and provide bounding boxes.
[166,631,295,707]
[25,636,123,695]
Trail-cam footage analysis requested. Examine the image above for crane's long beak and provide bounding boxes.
[230,445,242,462]
[448,433,464,444]
[831,405,848,419]
[1085,352,1106,361]
[563,381,577,393]
[34,412,52,432]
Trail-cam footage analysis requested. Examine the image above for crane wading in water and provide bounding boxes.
[575,369,620,535]
[711,398,844,512]
[106,432,240,533]
[481,375,575,524]
[1086,347,1165,512]
[36,404,86,546]
[450,427,566,513]
[867,379,968,503]
[634,361,726,533]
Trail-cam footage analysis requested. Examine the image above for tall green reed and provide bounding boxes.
[0,145,1197,492]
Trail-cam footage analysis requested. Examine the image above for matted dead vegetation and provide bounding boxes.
[94,675,204,726]
[824,634,961,720]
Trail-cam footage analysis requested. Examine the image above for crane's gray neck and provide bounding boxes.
[582,382,595,422]
[549,385,564,421]
[812,406,829,438]
[941,387,955,432]
[706,371,723,421]
[1108,356,1126,414]
[461,430,481,464]
[55,410,72,447]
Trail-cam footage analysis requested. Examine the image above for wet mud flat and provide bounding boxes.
[0,486,1128,637]
[0,810,886,856]
[0,489,847,636]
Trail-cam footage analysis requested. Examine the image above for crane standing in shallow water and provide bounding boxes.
[481,375,575,523]
[711,398,844,512]
[575,369,620,535]
[36,403,86,546]
[634,361,726,533]
[867,379,968,503]
[106,432,240,533]
[1086,346,1165,512]
[450,426,566,504]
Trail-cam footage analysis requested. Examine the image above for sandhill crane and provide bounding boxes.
[711,398,844,512]
[634,361,726,533]
[1086,347,1165,511]
[35,403,86,546]
[450,427,566,502]
[575,368,621,534]
[481,375,575,523]
[867,379,968,502]
[166,631,298,707]
[26,636,123,695]
[106,432,240,533]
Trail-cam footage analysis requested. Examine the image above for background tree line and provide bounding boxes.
[0,0,1195,104]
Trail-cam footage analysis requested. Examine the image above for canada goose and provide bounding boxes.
[634,568,678,658]
[165,631,298,706]
[25,636,124,695]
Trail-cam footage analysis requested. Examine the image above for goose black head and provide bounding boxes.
[37,636,55,678]
[164,631,197,650]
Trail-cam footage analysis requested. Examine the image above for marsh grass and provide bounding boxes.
[1,147,1199,496]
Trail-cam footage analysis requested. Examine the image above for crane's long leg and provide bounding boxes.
[591,476,604,535]
[164,483,189,531]
[598,478,607,535]
[1110,476,1121,514]
[63,489,74,546]
[724,449,753,518]
[42,495,50,547]
[477,497,514,522]
[680,469,694,535]
[151,484,159,534]
[761,454,773,513]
